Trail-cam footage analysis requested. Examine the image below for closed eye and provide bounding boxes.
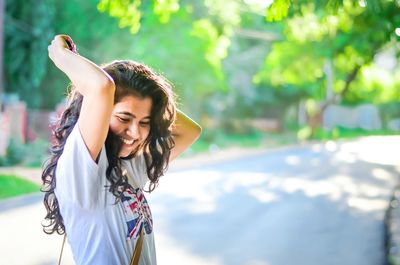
[140,121,150,127]
[117,117,130,123]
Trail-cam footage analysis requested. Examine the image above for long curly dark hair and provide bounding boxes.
[41,60,176,235]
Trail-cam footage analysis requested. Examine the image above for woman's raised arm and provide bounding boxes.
[169,110,202,162]
[48,35,115,161]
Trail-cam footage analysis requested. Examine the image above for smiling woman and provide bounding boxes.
[110,95,153,158]
[41,34,201,265]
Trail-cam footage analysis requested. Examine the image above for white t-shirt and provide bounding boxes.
[55,125,156,265]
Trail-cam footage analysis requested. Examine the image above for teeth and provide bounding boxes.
[120,137,134,145]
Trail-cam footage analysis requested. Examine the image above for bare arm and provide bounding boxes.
[48,35,115,161]
[169,109,202,162]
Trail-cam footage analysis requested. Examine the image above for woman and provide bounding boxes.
[41,35,201,265]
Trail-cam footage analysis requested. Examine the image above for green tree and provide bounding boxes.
[39,0,136,109]
[4,0,55,108]
[97,0,242,118]
[262,0,400,136]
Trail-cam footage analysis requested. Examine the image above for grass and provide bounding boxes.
[313,127,399,140]
[184,126,398,156]
[0,174,40,200]
[184,129,298,156]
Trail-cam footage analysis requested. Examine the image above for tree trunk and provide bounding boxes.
[309,64,361,138]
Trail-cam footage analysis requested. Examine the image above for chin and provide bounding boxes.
[119,151,132,158]
[119,146,139,159]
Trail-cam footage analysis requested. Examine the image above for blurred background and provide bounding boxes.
[0,0,399,265]
[0,0,399,166]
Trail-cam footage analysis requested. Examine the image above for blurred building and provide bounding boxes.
[0,94,27,155]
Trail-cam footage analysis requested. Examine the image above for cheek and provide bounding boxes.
[141,127,150,140]
[109,119,122,134]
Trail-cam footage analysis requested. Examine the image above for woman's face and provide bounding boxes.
[109,95,152,158]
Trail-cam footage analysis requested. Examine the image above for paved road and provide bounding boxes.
[0,136,399,265]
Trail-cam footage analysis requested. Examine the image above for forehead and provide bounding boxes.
[113,95,152,118]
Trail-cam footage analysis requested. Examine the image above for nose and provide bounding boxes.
[126,123,140,140]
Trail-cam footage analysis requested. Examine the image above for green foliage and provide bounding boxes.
[379,101,400,127]
[0,139,25,166]
[255,41,326,87]
[96,0,242,117]
[266,0,399,22]
[298,124,399,141]
[191,18,230,82]
[187,127,298,156]
[0,139,47,167]
[124,10,227,117]
[313,126,399,140]
[22,139,48,168]
[4,0,56,108]
[39,0,139,109]
[97,0,180,33]
[0,175,39,200]
[297,125,313,140]
[94,0,399,122]
[342,64,400,105]
[98,0,143,33]
[5,0,399,135]
[258,0,400,106]
[33,0,237,116]
[190,129,263,152]
[266,0,290,22]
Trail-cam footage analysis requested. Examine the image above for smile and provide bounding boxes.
[120,137,134,145]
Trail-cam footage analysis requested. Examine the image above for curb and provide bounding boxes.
[386,185,400,265]
[0,192,42,212]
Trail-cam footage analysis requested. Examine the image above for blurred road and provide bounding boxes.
[0,136,399,265]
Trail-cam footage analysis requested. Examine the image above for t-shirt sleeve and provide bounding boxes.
[55,124,107,209]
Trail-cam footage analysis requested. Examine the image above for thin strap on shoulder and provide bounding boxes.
[58,234,67,265]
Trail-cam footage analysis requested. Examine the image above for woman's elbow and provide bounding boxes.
[97,76,116,95]
[196,124,202,136]
[191,124,202,142]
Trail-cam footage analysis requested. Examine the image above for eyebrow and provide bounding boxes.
[116,111,151,119]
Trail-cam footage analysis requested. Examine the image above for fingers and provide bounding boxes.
[47,34,78,66]
[54,35,70,49]
[59,35,78,53]
[48,34,78,54]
